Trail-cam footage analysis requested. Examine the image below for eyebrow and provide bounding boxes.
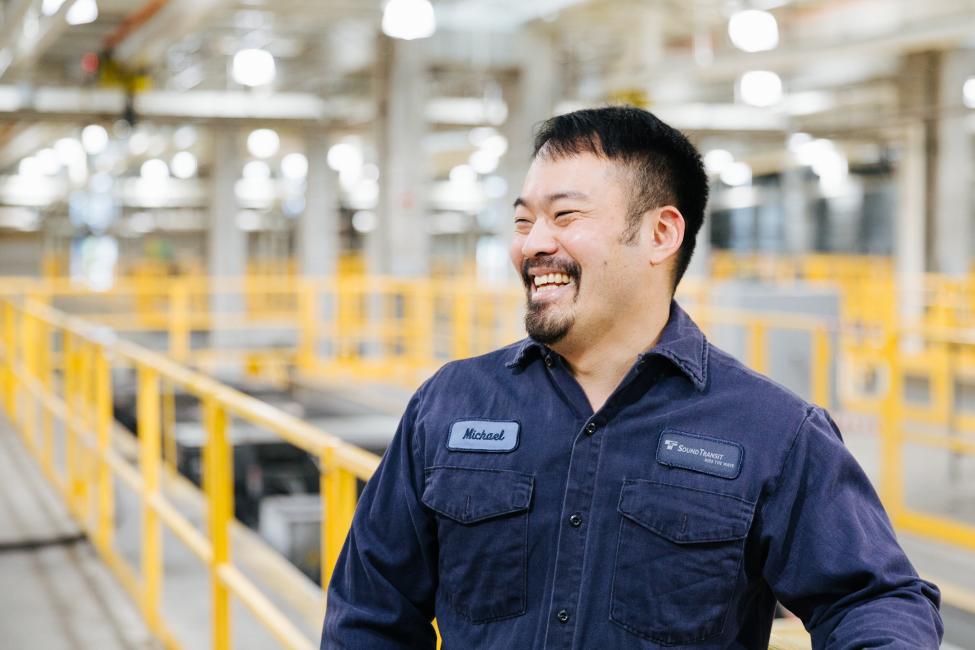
[512,190,591,209]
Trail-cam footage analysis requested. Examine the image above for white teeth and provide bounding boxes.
[533,272,572,288]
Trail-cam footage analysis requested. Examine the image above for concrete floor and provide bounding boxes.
[0,427,156,650]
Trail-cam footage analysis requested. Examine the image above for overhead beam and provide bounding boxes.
[0,85,373,126]
[437,0,592,32]
[1,0,82,78]
[112,0,233,66]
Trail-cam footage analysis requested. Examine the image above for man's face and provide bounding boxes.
[510,152,653,347]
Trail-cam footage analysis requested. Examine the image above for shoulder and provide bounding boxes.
[705,340,813,429]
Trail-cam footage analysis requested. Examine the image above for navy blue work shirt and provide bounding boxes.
[322,302,942,649]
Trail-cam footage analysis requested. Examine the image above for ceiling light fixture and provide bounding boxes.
[171,151,198,179]
[738,70,783,107]
[246,128,280,158]
[81,124,108,154]
[381,0,436,41]
[232,48,276,87]
[728,9,778,53]
[66,0,98,26]
[964,77,975,109]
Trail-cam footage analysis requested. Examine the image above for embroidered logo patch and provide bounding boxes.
[447,420,520,452]
[656,430,742,479]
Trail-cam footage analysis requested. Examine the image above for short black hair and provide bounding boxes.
[531,106,708,290]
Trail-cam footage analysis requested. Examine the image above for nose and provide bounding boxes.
[520,218,559,258]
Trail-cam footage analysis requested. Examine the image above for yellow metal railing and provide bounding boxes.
[0,296,380,650]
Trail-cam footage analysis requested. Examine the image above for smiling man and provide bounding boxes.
[321,107,942,649]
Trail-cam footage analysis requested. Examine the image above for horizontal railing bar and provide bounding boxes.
[217,564,317,650]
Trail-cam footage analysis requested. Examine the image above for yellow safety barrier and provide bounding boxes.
[0,296,380,650]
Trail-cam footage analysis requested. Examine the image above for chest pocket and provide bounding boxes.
[421,466,533,623]
[610,479,754,645]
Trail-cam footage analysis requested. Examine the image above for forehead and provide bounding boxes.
[520,152,629,204]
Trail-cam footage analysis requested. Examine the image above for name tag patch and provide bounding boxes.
[447,420,520,452]
[656,430,742,479]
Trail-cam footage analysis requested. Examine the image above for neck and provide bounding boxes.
[551,297,672,411]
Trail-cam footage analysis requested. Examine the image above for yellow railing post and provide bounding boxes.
[137,365,163,634]
[162,380,177,471]
[64,332,82,515]
[297,280,318,374]
[747,319,769,374]
[169,281,190,363]
[204,397,232,650]
[78,340,95,527]
[4,300,19,424]
[21,308,38,452]
[39,319,55,479]
[879,329,905,522]
[94,347,115,554]
[321,446,357,589]
[811,326,831,408]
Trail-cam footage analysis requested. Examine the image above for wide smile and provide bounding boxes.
[530,272,576,302]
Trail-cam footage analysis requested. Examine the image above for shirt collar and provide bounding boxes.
[504,300,709,391]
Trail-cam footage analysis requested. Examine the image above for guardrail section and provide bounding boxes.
[0,297,379,650]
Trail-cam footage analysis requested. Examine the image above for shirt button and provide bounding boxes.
[556,609,569,624]
[584,422,597,435]
[568,514,582,527]
[544,355,555,368]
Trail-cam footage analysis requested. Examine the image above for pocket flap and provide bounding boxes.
[618,480,752,543]
[422,466,533,524]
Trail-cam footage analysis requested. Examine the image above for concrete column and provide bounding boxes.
[372,36,428,277]
[896,122,927,328]
[299,133,339,278]
[933,48,975,275]
[207,128,245,376]
[895,53,936,328]
[208,129,245,279]
[781,162,812,255]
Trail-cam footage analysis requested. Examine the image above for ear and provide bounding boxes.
[648,206,685,267]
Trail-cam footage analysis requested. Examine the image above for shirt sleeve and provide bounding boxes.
[759,406,943,649]
[321,391,438,650]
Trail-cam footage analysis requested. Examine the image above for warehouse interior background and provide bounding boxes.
[1,0,975,648]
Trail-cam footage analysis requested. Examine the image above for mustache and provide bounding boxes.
[521,257,581,287]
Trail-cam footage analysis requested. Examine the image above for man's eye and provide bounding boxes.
[554,211,576,219]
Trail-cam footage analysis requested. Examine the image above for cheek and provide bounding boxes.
[509,239,524,269]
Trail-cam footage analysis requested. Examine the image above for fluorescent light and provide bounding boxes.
[36,148,62,175]
[140,158,170,181]
[728,9,778,53]
[170,151,198,179]
[327,142,363,172]
[246,128,280,158]
[469,149,498,175]
[449,164,477,184]
[66,0,98,26]
[738,70,782,107]
[280,152,308,179]
[242,160,271,179]
[42,0,67,16]
[703,149,734,175]
[81,124,108,154]
[232,49,276,87]
[964,77,975,109]
[382,0,436,40]
[720,161,752,187]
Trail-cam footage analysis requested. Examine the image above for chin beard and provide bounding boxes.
[525,302,573,344]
